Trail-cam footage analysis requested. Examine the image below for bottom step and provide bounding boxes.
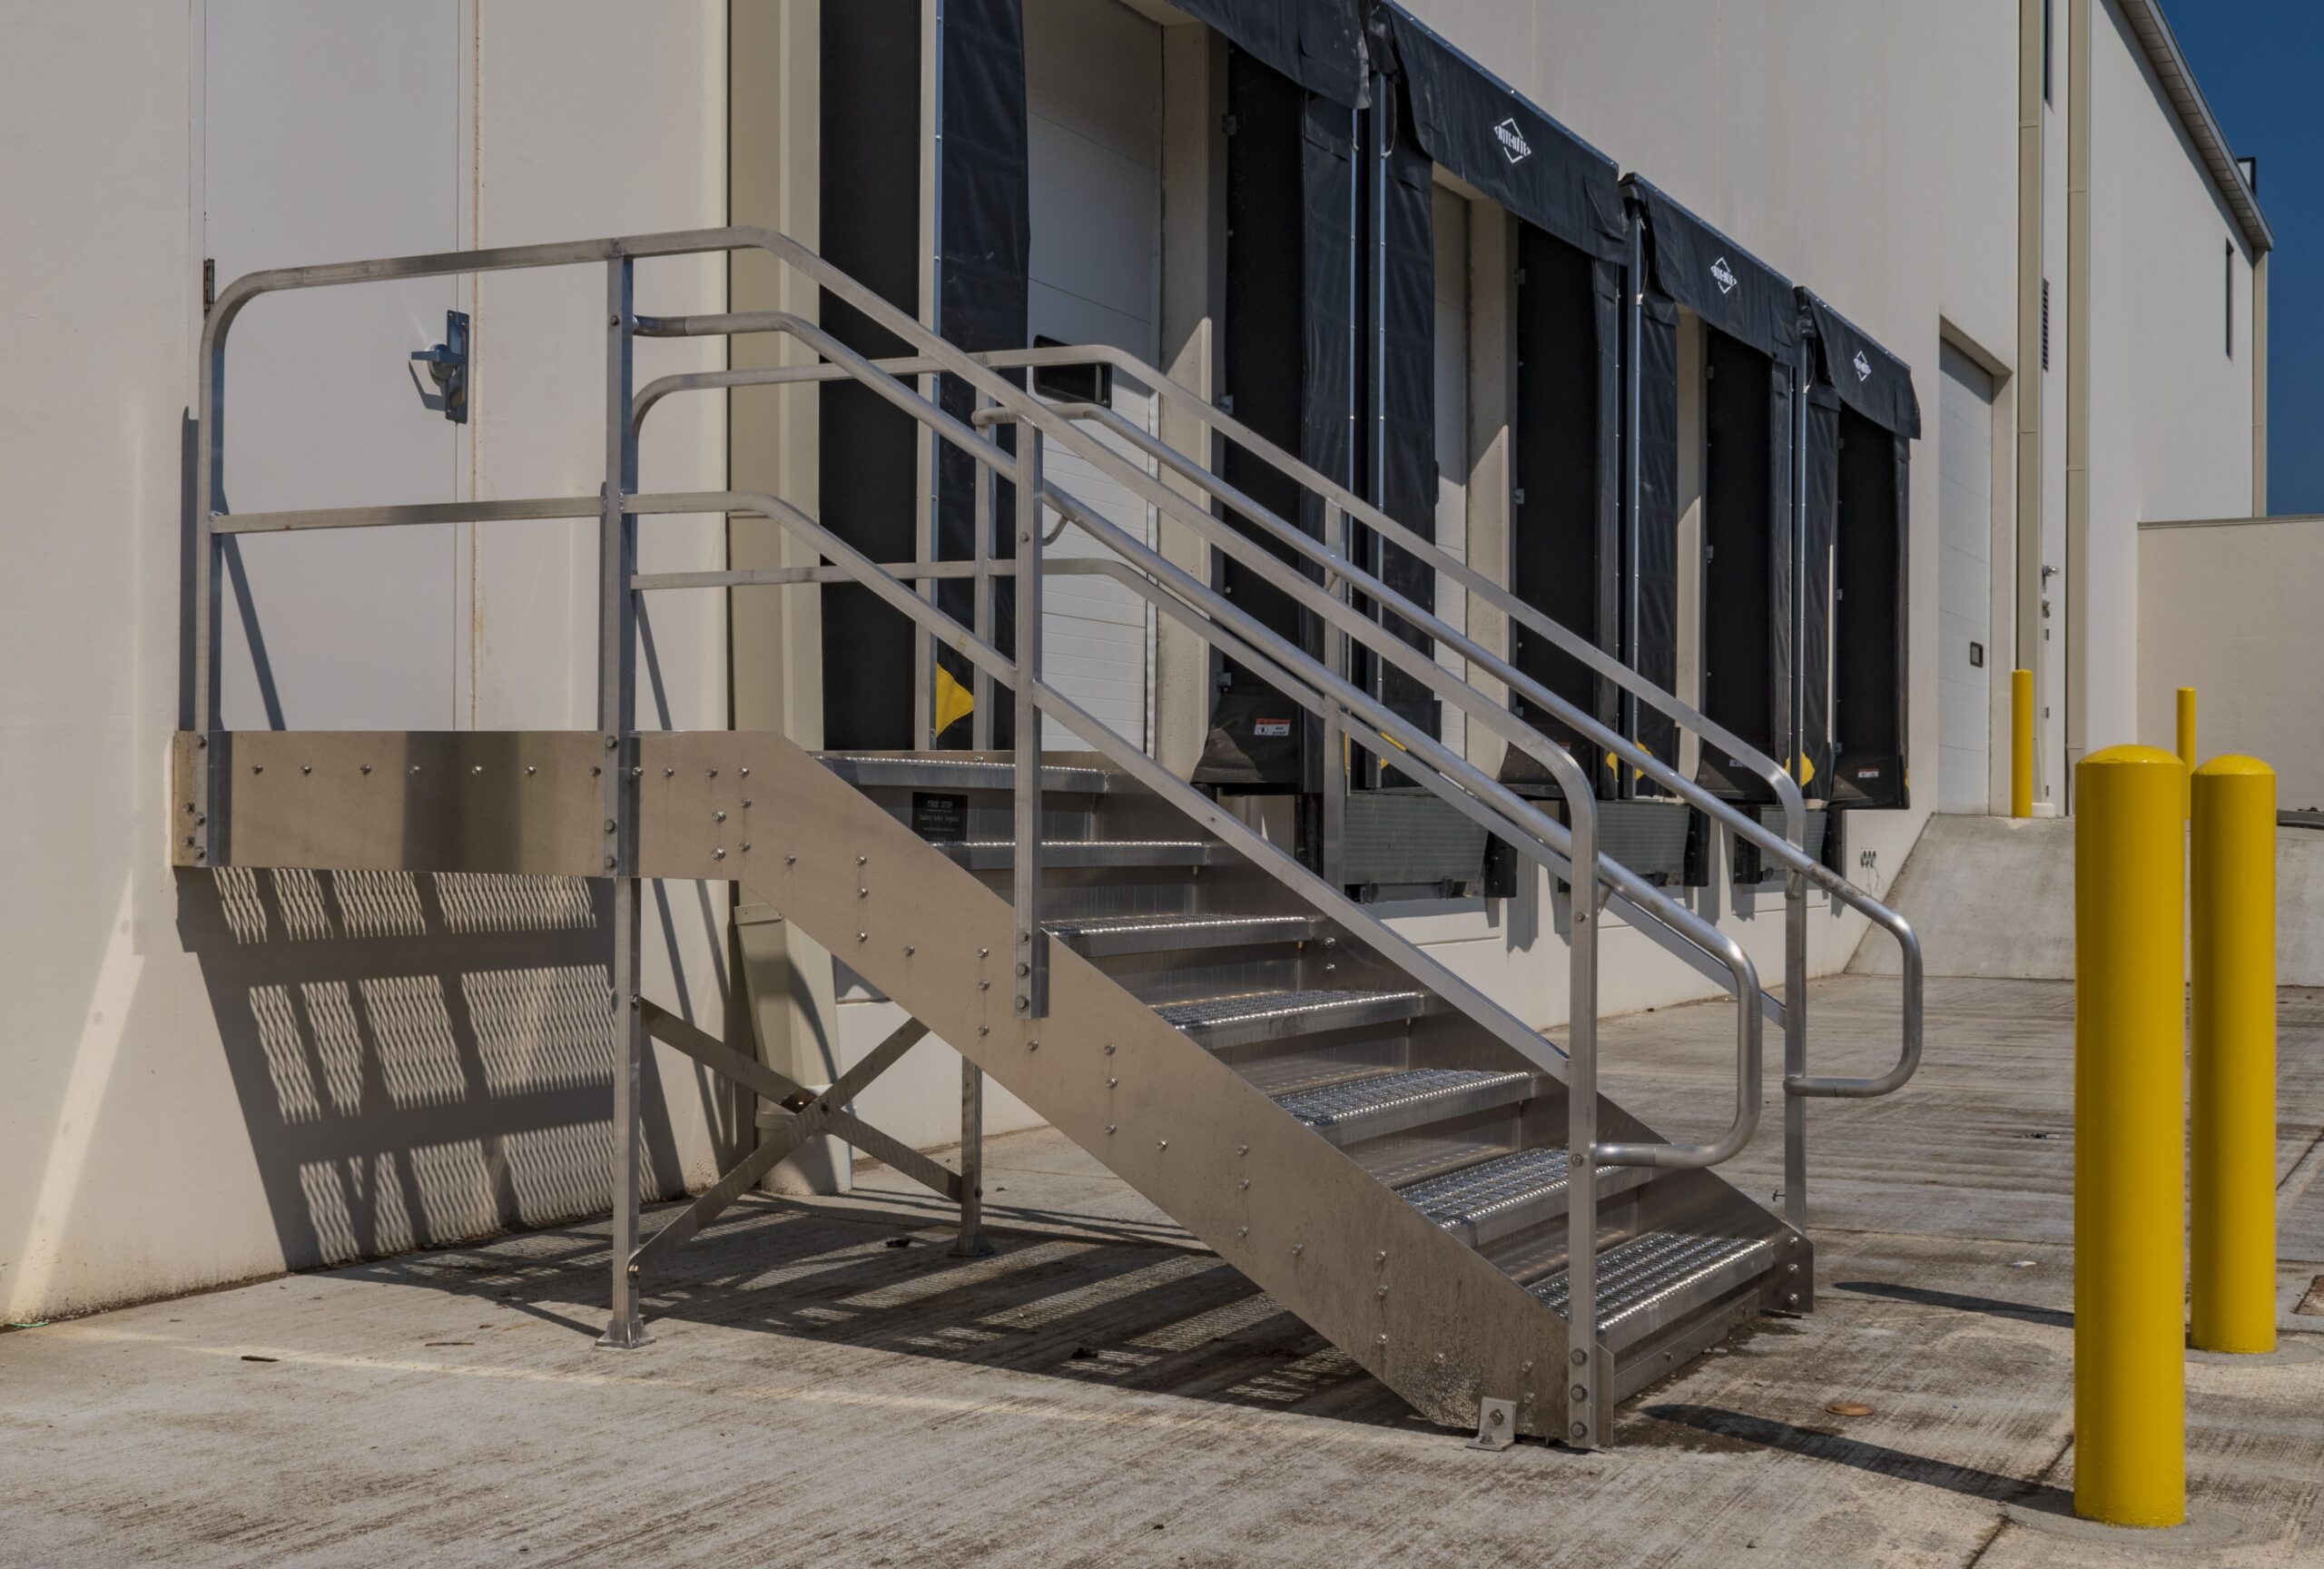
[1530,1231,1774,1353]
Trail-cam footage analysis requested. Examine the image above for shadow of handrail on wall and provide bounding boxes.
[177,864,748,1275]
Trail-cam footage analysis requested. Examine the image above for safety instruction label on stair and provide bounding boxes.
[1253,718,1293,737]
[912,792,967,841]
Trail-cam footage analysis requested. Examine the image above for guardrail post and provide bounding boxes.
[2072,744,2184,1526]
[2191,755,2277,1354]
[1013,427,1049,1020]
[597,253,650,1351]
[2012,669,2034,818]
[2176,687,2199,819]
[972,391,996,751]
[1320,503,1351,889]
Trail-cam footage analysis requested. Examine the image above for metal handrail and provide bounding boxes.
[182,228,1843,1165]
[628,323,1925,1110]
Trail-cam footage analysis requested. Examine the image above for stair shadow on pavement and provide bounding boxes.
[340,1193,1429,1433]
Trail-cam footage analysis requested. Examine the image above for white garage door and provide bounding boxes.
[1936,342,1995,814]
[1023,0,1161,752]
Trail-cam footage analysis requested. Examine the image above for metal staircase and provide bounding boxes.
[182,225,1924,1449]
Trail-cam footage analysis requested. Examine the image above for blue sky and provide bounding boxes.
[2168,0,2319,513]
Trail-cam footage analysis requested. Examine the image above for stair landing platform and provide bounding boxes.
[4,975,2319,1566]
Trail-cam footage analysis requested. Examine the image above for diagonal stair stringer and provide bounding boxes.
[639,730,1577,1433]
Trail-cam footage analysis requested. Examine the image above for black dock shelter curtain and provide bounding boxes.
[1797,290,1920,810]
[1364,2,1630,799]
[1196,9,1366,787]
[817,0,939,750]
[814,0,1029,751]
[1624,177,1800,802]
[932,0,1031,748]
[1166,0,1369,107]
[1355,66,1440,774]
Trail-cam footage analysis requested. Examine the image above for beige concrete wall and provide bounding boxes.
[1395,0,2024,994]
[2140,518,2324,811]
[2080,0,2258,761]
[0,2,734,1325]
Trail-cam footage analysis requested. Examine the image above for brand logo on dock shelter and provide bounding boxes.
[1853,349,1874,382]
[1709,256,1739,295]
[1492,117,1532,164]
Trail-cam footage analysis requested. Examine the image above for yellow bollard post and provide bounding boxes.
[2191,755,2277,1354]
[2073,745,2186,1527]
[2012,669,2035,818]
[2176,687,2198,818]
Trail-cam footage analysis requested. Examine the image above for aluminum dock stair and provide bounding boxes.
[181,223,1920,1451]
[783,748,1807,1441]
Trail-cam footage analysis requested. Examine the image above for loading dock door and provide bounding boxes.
[1936,344,1995,814]
[1024,0,1163,750]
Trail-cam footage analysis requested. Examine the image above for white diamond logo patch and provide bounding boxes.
[1709,256,1739,295]
[1492,117,1532,165]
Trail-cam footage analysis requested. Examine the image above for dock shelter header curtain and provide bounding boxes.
[1799,290,1923,440]
[1371,2,1625,262]
[1167,0,1369,105]
[1627,177,1799,361]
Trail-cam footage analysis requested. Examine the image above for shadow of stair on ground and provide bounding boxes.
[339,1195,1429,1433]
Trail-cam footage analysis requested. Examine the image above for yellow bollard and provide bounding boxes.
[2177,687,2198,818]
[2073,745,2186,1527]
[2012,669,2035,818]
[2191,755,2277,1354]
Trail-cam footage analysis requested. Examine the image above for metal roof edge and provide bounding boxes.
[2114,0,2273,253]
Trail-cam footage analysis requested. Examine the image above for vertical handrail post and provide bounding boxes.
[1013,427,1049,1020]
[971,391,996,751]
[1320,501,1349,888]
[1783,347,1811,1239]
[596,254,650,1350]
[1619,211,1646,795]
[1564,790,1601,1446]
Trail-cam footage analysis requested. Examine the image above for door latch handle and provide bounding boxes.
[411,310,469,423]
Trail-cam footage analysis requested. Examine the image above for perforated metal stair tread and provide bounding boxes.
[814,752,1121,794]
[1157,987,1436,1051]
[1049,913,1328,958]
[1269,1067,1536,1148]
[932,839,1221,870]
[1530,1231,1776,1352]
[1393,1149,1651,1248]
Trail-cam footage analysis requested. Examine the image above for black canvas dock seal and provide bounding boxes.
[1167,0,1369,106]
[1370,2,1625,262]
[1626,176,1800,361]
[1797,289,1917,811]
[1622,177,1800,797]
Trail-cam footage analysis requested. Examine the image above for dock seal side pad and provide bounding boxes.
[1199,57,1357,788]
[931,0,1031,746]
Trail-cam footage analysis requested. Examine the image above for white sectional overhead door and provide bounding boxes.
[1022,0,1162,751]
[1936,342,1996,814]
